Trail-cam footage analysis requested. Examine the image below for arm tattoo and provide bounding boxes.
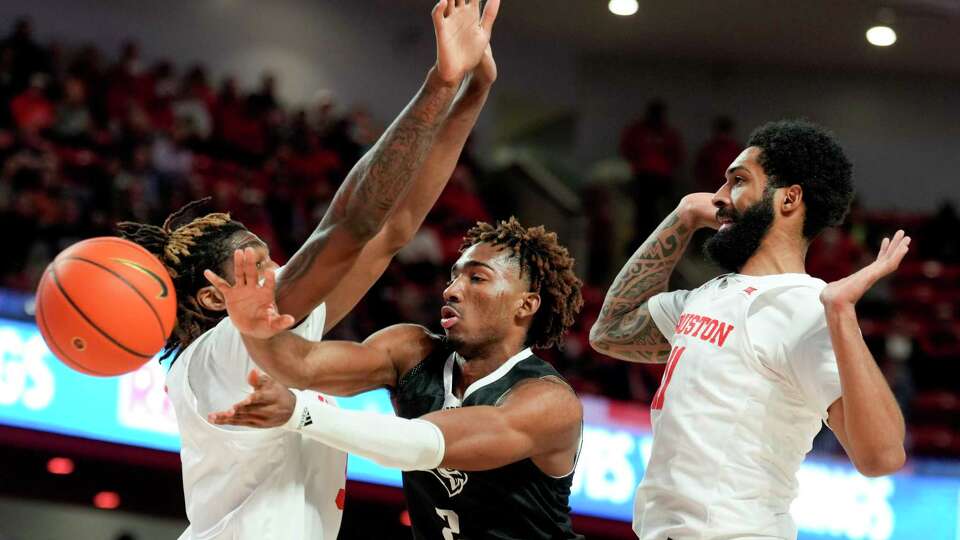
[590,211,693,363]
[276,72,457,293]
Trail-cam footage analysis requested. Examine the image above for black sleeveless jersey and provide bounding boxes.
[393,344,583,540]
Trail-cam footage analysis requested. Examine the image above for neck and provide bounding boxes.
[454,336,528,395]
[739,228,808,276]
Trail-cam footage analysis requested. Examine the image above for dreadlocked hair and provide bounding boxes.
[116,198,248,361]
[461,217,583,349]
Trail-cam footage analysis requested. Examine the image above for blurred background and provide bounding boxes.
[0,0,958,538]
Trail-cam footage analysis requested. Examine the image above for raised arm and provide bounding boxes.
[589,193,715,362]
[322,43,499,331]
[274,0,500,322]
[821,230,908,477]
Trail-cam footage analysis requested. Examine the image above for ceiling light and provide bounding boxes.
[94,491,120,510]
[866,25,897,47]
[609,0,639,17]
[47,457,74,475]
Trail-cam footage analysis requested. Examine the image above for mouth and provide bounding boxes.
[440,306,461,329]
[717,215,735,231]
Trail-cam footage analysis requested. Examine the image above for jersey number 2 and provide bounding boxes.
[651,345,686,410]
[436,508,461,540]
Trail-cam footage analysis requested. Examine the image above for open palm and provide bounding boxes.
[204,248,295,339]
[820,229,911,308]
[433,0,500,84]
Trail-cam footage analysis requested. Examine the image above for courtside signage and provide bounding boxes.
[0,317,955,538]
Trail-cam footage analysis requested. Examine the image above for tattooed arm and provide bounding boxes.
[274,0,499,323]
[589,193,717,363]
[321,46,498,332]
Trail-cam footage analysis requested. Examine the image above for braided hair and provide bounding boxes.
[116,198,248,360]
[461,217,583,349]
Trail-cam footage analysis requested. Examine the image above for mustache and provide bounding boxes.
[716,206,740,222]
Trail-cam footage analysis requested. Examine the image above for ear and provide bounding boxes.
[196,284,226,312]
[780,184,804,215]
[516,292,541,319]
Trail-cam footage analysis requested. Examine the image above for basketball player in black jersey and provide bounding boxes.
[205,217,586,539]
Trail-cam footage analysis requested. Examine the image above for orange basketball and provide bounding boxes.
[34,237,177,376]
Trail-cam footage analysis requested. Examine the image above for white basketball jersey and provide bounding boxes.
[635,273,842,540]
[166,302,346,540]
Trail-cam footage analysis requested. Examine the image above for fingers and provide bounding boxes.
[264,266,279,292]
[203,269,230,293]
[432,0,447,27]
[271,313,297,332]
[243,247,259,288]
[480,0,501,33]
[233,249,245,287]
[878,236,890,258]
[247,369,261,388]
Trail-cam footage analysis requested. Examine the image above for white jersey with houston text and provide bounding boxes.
[166,289,346,540]
[634,273,841,540]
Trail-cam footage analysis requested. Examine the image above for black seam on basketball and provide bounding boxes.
[64,255,169,339]
[36,284,114,376]
[50,261,154,359]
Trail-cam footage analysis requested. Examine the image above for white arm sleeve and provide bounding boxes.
[647,289,692,341]
[285,391,445,471]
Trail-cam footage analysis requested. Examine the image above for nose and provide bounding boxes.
[443,277,462,304]
[712,181,731,210]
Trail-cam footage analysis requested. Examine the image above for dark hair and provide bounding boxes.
[461,217,583,349]
[746,119,854,239]
[116,198,247,360]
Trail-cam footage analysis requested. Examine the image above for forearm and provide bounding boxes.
[240,332,316,389]
[286,392,445,471]
[332,67,459,240]
[590,209,693,361]
[381,74,492,247]
[826,303,906,471]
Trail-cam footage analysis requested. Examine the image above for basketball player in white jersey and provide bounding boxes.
[118,1,501,538]
[590,120,908,539]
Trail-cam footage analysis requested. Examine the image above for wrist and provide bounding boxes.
[427,64,463,89]
[823,300,857,320]
[283,389,309,431]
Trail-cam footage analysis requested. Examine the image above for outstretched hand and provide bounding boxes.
[820,229,911,309]
[208,370,296,428]
[433,0,500,84]
[204,247,296,340]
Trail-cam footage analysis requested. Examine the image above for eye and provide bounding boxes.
[470,274,484,283]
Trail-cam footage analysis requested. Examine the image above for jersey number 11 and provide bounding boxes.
[651,346,686,410]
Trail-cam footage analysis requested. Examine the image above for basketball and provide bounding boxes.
[34,237,177,376]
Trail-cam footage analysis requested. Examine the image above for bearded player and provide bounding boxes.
[117,1,501,538]
[590,120,907,539]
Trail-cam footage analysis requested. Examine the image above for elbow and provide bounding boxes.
[380,216,417,255]
[588,327,604,353]
[342,215,383,244]
[853,447,906,477]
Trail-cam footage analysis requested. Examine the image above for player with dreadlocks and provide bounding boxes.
[116,1,502,538]
[205,217,586,539]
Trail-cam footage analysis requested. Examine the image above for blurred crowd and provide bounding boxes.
[2,18,958,457]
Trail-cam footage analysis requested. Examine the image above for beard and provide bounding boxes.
[703,189,775,272]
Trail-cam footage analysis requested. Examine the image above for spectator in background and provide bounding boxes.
[51,76,92,144]
[2,18,50,91]
[10,73,54,133]
[694,115,741,193]
[172,65,214,141]
[619,98,684,246]
[920,202,960,263]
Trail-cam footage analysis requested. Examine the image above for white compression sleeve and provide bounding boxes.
[284,391,445,471]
